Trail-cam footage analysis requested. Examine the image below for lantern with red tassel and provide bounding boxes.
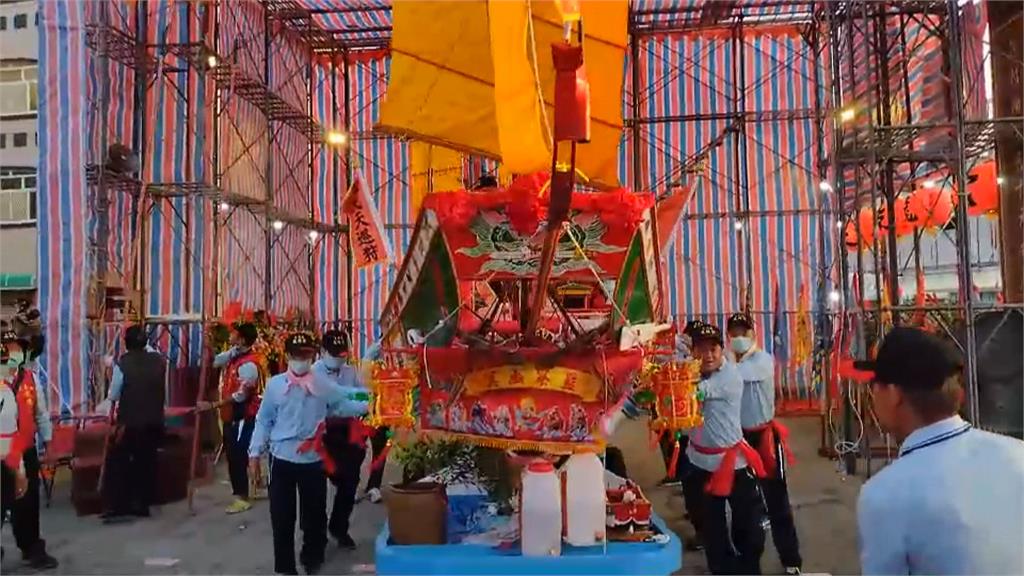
[649,359,702,465]
[368,362,418,429]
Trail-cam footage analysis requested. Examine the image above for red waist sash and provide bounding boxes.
[297,421,336,476]
[690,439,766,496]
[743,419,794,478]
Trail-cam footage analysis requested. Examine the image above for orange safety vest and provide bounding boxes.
[1,370,38,469]
[219,352,265,422]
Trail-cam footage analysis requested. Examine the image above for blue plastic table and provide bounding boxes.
[375,514,683,575]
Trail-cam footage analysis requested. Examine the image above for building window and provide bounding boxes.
[0,134,5,149]
[0,169,37,223]
[12,133,26,147]
[13,14,27,29]
[0,65,38,117]
[0,16,7,31]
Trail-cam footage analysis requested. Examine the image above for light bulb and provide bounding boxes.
[206,55,218,68]
[308,230,319,241]
[996,176,1005,185]
[218,202,229,213]
[326,131,348,146]
[819,181,833,192]
[836,220,844,229]
[272,220,284,231]
[839,107,856,123]
[733,221,743,231]
[922,180,937,189]
[828,290,841,303]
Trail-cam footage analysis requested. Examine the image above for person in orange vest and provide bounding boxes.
[212,322,265,514]
[1,329,58,569]
[683,323,767,575]
[727,312,801,575]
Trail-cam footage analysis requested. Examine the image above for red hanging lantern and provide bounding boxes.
[878,197,914,237]
[844,207,876,251]
[967,160,999,216]
[909,187,954,228]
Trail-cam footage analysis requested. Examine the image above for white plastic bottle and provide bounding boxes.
[520,460,562,557]
[562,453,607,546]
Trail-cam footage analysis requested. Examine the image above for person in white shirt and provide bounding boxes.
[855,327,1024,575]
[728,312,801,574]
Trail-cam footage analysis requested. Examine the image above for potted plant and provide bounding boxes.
[387,437,476,545]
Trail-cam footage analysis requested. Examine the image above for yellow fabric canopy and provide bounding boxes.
[378,0,628,188]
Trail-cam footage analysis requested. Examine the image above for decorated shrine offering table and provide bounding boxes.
[375,514,682,576]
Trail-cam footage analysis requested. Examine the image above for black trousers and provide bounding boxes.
[325,418,367,539]
[365,426,389,491]
[683,465,766,575]
[269,457,328,575]
[224,418,255,498]
[744,428,802,569]
[105,425,162,515]
[2,449,45,554]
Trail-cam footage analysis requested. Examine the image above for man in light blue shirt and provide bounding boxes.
[855,327,1024,576]
[316,329,370,550]
[248,332,344,576]
[683,323,766,576]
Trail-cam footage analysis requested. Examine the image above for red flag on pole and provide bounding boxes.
[342,170,394,269]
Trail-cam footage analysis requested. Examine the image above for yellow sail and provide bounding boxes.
[378,0,628,188]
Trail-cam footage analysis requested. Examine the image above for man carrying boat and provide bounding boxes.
[683,323,766,575]
[728,312,801,574]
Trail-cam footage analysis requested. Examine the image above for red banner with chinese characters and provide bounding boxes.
[342,169,394,269]
[418,346,643,452]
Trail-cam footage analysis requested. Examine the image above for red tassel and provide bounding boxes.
[370,441,390,473]
[666,438,680,479]
[649,429,663,451]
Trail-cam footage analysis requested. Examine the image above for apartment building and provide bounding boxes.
[0,0,38,313]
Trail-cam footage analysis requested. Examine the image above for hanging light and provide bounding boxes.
[206,54,218,69]
[836,220,844,229]
[218,201,229,213]
[733,221,744,231]
[828,290,841,304]
[308,230,319,242]
[819,181,833,193]
[326,130,348,146]
[272,220,285,232]
[996,176,1005,185]
[839,107,856,123]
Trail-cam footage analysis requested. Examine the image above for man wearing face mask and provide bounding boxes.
[728,313,801,575]
[0,329,58,569]
[683,323,766,575]
[213,322,264,514]
[249,332,345,576]
[315,329,370,550]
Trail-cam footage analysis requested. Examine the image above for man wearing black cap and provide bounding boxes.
[1,329,58,569]
[314,329,370,549]
[727,312,801,574]
[248,332,345,575]
[213,322,264,514]
[855,327,1024,575]
[102,325,166,523]
[683,322,766,575]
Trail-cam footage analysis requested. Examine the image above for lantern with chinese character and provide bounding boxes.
[368,362,418,429]
[649,359,702,432]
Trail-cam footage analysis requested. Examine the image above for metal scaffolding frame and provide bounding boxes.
[827,0,1024,475]
[78,1,1021,467]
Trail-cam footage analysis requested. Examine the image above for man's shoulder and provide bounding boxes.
[265,373,289,391]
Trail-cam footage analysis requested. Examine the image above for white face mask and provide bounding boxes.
[323,354,343,370]
[730,336,753,355]
[288,359,312,375]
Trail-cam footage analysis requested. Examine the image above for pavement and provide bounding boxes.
[1,417,868,575]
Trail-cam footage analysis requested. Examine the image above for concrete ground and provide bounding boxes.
[1,417,867,575]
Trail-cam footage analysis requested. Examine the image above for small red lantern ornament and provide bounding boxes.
[650,360,703,432]
[368,362,418,429]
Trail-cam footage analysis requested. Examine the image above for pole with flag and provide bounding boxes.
[342,169,395,269]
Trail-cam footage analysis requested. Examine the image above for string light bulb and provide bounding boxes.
[272,220,284,232]
[733,221,744,231]
[839,107,856,123]
[836,220,844,229]
[819,181,833,192]
[996,176,1005,185]
[218,202,229,213]
[206,55,218,69]
[308,230,319,242]
[828,290,841,304]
